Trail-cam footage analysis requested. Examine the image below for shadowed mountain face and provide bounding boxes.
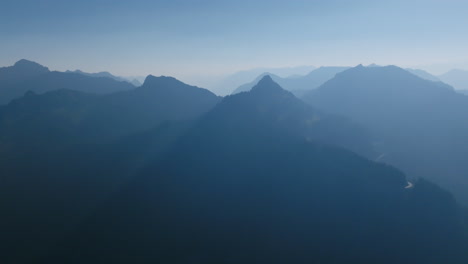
[39,76,467,264]
[0,76,220,264]
[0,75,220,154]
[0,60,135,104]
[304,65,468,204]
[233,66,350,96]
[218,76,375,158]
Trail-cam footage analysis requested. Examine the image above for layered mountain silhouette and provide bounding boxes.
[231,66,443,96]
[0,60,135,104]
[67,69,142,86]
[0,75,220,154]
[1,69,468,264]
[39,76,468,264]
[367,64,442,82]
[233,66,350,96]
[304,65,468,204]
[219,75,375,158]
[212,65,317,95]
[0,76,220,264]
[405,68,441,82]
[439,69,468,90]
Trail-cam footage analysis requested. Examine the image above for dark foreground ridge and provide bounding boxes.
[38,77,468,264]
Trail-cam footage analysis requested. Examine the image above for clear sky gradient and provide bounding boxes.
[1,0,468,82]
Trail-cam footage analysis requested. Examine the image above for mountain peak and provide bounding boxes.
[257,74,274,84]
[142,75,183,87]
[140,75,217,98]
[13,59,49,73]
[250,75,285,94]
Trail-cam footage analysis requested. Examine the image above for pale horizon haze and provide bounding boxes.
[1,0,468,86]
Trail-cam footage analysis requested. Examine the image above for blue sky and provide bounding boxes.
[1,0,468,82]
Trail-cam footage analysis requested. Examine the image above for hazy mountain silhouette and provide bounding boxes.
[367,64,442,83]
[439,69,468,90]
[212,65,316,95]
[66,69,129,82]
[67,69,141,86]
[304,65,468,204]
[369,64,443,83]
[0,60,135,104]
[41,76,468,264]
[232,66,350,96]
[227,76,375,158]
[0,59,49,82]
[405,68,441,82]
[129,78,142,86]
[232,72,284,93]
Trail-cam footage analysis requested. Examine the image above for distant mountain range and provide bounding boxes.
[368,64,442,82]
[0,60,135,104]
[232,67,350,96]
[438,69,468,90]
[66,69,142,86]
[211,65,316,95]
[304,65,468,204]
[405,68,441,82]
[232,65,447,96]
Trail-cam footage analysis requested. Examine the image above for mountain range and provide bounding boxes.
[232,65,446,96]
[211,65,316,95]
[405,68,441,82]
[0,74,220,264]
[1,60,468,263]
[0,75,219,155]
[0,60,135,104]
[439,69,468,90]
[232,66,350,96]
[304,65,468,204]
[66,69,142,86]
[38,76,468,264]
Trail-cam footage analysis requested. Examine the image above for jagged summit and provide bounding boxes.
[250,75,286,94]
